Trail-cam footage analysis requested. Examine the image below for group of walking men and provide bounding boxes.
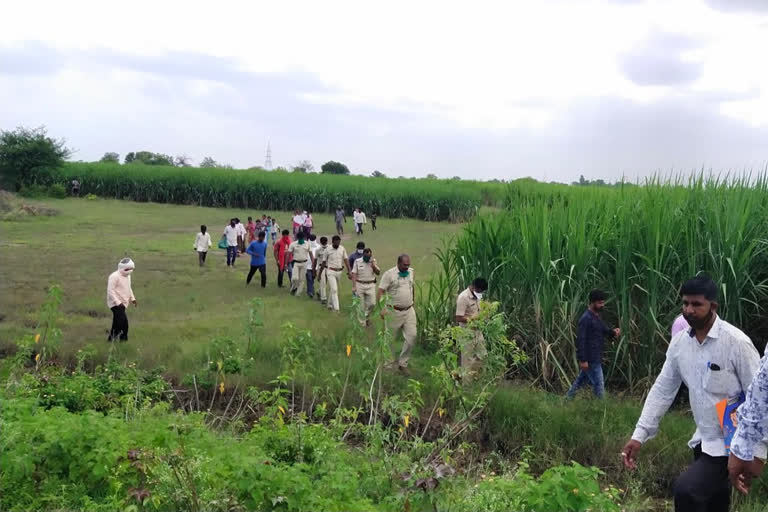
[334,205,377,236]
[565,274,768,512]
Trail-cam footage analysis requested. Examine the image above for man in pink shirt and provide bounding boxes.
[107,258,137,342]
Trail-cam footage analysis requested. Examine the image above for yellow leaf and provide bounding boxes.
[438,408,445,418]
[572,488,579,494]
[217,360,223,371]
[404,415,410,428]
[346,344,352,357]
[34,334,41,344]
[219,382,225,393]
[278,406,286,415]
[35,353,41,362]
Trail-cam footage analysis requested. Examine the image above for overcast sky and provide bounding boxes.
[2,0,767,182]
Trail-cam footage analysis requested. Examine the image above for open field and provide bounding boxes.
[3,191,768,511]
[0,197,461,381]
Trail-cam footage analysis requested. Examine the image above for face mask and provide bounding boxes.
[363,256,371,263]
[333,244,339,249]
[298,239,305,245]
[357,249,364,254]
[398,270,409,278]
[120,268,134,276]
[474,292,483,301]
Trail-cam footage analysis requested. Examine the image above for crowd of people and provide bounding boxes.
[106,214,768,512]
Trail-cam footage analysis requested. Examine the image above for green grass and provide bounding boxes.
[0,196,461,381]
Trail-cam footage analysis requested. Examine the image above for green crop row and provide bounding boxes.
[424,174,768,391]
[28,162,494,222]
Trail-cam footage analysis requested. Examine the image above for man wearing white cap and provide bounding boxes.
[107,258,137,342]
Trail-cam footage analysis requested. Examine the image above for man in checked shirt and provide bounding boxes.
[621,275,765,512]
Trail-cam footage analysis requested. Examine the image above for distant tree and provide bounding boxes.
[451,176,461,180]
[247,165,266,171]
[425,173,438,179]
[0,125,71,190]
[293,160,314,173]
[219,163,234,170]
[397,176,407,179]
[321,161,350,175]
[371,170,386,178]
[174,154,192,167]
[126,151,174,166]
[200,156,218,168]
[100,152,120,163]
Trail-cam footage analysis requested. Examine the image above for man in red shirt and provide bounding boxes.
[273,229,293,288]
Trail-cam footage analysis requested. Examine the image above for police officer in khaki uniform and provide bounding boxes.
[455,277,488,377]
[314,236,329,303]
[322,235,351,311]
[286,231,314,296]
[351,248,380,324]
[378,254,417,372]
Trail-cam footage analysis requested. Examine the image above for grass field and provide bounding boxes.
[0,197,461,381]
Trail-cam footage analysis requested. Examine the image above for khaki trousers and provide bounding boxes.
[291,261,308,294]
[319,269,328,301]
[326,269,342,311]
[389,307,417,366]
[357,282,376,317]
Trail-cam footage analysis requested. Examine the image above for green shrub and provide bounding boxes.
[47,183,67,198]
[17,184,48,198]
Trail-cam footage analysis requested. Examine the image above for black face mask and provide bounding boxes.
[684,308,714,330]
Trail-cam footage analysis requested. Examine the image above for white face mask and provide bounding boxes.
[474,292,483,301]
[357,249,364,254]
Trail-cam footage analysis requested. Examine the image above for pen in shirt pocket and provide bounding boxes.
[707,361,721,371]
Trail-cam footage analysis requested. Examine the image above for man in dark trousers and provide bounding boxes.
[565,289,620,399]
[246,231,268,287]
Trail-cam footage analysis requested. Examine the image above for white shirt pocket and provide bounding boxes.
[703,367,739,395]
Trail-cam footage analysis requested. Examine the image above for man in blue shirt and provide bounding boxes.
[246,231,268,287]
[566,289,620,399]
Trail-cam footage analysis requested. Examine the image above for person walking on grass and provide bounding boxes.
[335,206,346,235]
[270,219,279,243]
[315,236,329,304]
[107,258,137,342]
[323,235,351,312]
[378,254,417,374]
[371,212,377,231]
[305,234,319,298]
[246,231,268,288]
[353,208,366,235]
[235,218,246,254]
[349,241,365,297]
[565,289,621,399]
[621,275,764,512]
[728,355,768,497]
[194,225,212,266]
[223,219,239,267]
[287,231,314,296]
[292,210,304,238]
[246,216,257,244]
[274,229,292,288]
[351,247,380,325]
[455,277,489,377]
[303,211,314,238]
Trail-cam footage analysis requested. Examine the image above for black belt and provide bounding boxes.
[329,267,343,271]
[293,259,307,263]
[393,304,413,311]
[357,280,376,284]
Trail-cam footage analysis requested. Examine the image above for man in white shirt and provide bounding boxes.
[235,218,247,254]
[353,208,366,235]
[193,225,212,266]
[223,219,239,267]
[621,275,765,512]
[107,258,137,342]
[305,234,320,298]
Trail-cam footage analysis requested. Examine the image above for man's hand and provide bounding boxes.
[131,299,138,308]
[613,328,621,337]
[579,361,589,370]
[729,454,765,495]
[621,439,641,470]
